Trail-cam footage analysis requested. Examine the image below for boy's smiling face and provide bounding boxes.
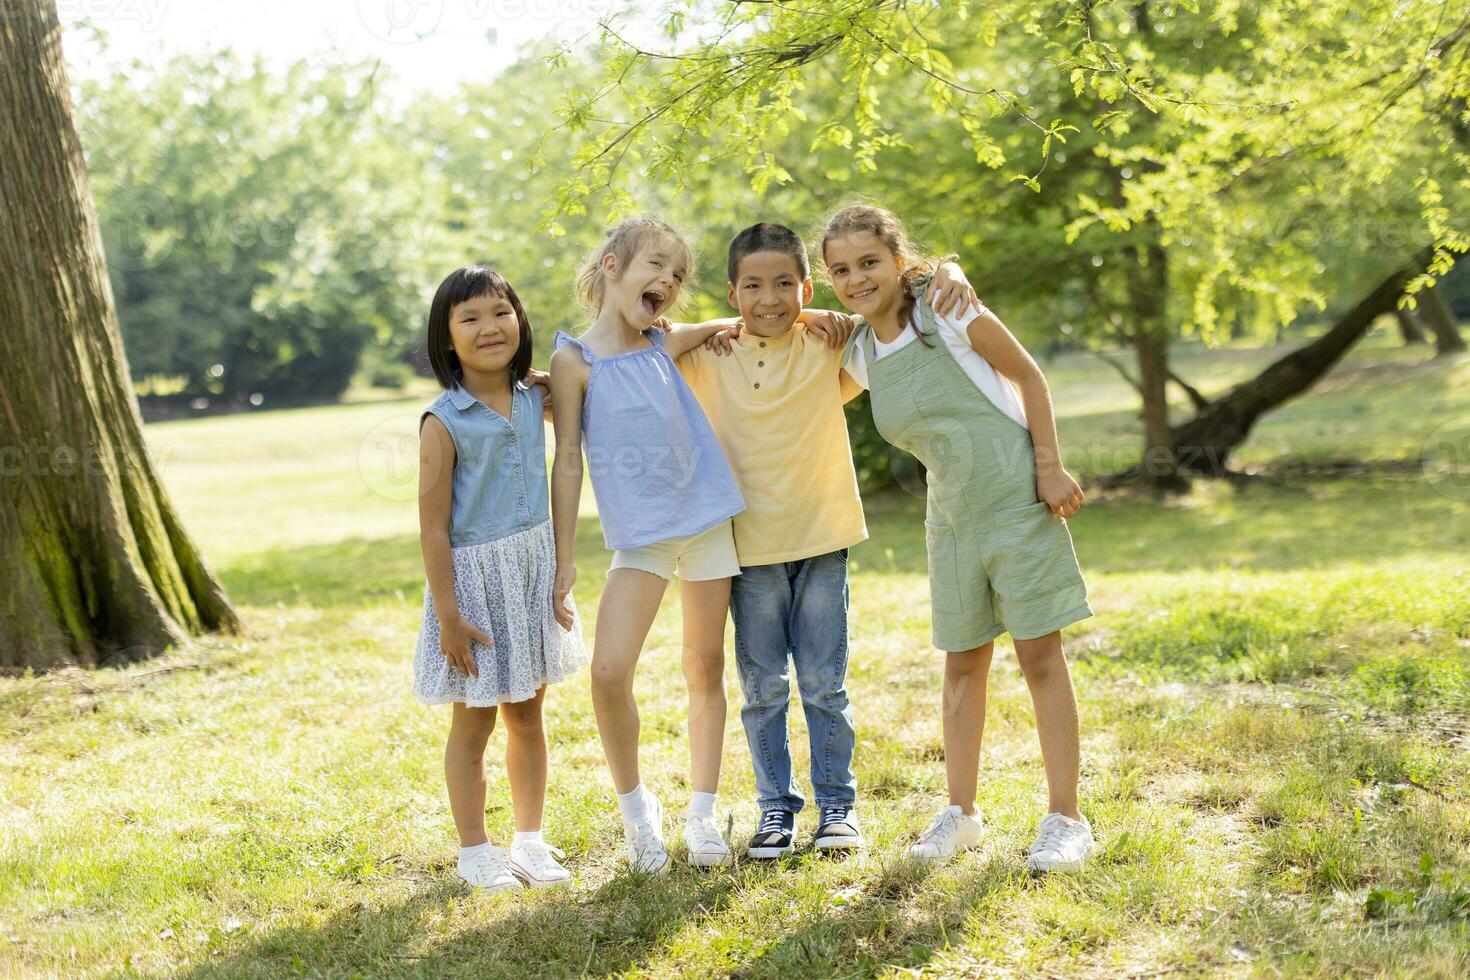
[727,250,813,338]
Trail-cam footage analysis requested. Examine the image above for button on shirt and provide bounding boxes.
[421,382,549,547]
[678,326,867,566]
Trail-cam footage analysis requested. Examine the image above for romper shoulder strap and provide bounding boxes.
[846,317,873,363]
[643,326,667,348]
[553,330,594,364]
[907,274,940,339]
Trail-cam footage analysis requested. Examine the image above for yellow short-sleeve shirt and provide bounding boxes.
[677,326,867,566]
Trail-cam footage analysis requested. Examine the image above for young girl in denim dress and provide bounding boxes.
[414,265,588,892]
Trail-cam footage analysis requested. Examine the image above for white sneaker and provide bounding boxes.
[683,812,733,868]
[1026,812,1095,872]
[909,804,983,863]
[457,845,519,892]
[508,839,573,888]
[623,790,672,875]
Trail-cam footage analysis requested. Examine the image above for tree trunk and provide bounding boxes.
[1419,282,1467,356]
[1122,237,1189,492]
[1169,245,1448,475]
[1394,307,1426,345]
[0,0,240,671]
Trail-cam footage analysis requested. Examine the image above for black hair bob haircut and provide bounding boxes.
[727,221,810,284]
[425,265,533,389]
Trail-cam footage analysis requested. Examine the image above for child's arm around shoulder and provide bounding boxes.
[794,308,856,350]
[548,346,591,629]
[660,316,742,360]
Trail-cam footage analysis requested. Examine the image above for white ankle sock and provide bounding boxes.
[513,829,544,847]
[689,791,717,820]
[458,841,491,868]
[617,784,648,824]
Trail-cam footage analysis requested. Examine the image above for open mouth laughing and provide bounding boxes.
[640,287,667,316]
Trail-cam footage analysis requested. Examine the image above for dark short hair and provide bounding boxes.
[727,222,809,284]
[425,265,533,389]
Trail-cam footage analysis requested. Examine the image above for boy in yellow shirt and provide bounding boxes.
[678,223,976,858]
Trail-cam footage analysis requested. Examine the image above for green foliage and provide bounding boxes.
[553,1,1470,476]
[1366,856,1470,924]
[78,51,444,406]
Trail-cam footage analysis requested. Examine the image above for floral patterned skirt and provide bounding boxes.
[413,520,588,706]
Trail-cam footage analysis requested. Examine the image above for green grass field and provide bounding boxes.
[3,328,1469,977]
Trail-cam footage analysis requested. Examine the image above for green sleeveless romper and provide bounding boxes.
[853,282,1092,651]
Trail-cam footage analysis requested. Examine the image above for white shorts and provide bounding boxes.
[609,519,741,582]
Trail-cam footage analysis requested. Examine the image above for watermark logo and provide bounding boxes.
[356,0,445,44]
[1421,420,1470,501]
[358,415,425,502]
[100,186,176,272]
[57,0,169,32]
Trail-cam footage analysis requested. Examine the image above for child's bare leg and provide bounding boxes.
[943,643,994,811]
[445,702,498,846]
[500,686,548,832]
[590,568,668,794]
[1013,630,1082,819]
[679,576,731,796]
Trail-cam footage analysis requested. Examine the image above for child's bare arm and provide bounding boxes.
[549,346,590,628]
[660,317,743,359]
[963,311,1084,518]
[795,308,856,349]
[419,415,485,677]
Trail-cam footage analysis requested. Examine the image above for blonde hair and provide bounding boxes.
[819,202,952,333]
[574,216,695,312]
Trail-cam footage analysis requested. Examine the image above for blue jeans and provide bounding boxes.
[730,549,857,813]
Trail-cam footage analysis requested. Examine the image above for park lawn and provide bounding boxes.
[1,335,1468,978]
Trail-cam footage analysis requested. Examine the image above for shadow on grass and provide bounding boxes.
[721,856,1001,977]
[175,855,1033,978]
[177,862,781,978]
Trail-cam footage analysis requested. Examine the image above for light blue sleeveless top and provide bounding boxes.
[554,328,744,550]
[421,381,549,547]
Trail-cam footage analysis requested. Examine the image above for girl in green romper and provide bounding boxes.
[822,203,1096,872]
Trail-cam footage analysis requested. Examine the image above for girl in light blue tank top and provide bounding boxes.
[552,325,744,549]
[548,218,747,873]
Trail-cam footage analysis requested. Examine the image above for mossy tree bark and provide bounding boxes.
[0,0,240,671]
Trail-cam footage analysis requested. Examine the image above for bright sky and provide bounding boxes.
[58,0,650,94]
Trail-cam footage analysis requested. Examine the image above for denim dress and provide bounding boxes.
[412,381,588,706]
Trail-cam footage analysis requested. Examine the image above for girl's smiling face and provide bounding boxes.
[449,291,521,376]
[823,230,905,320]
[606,235,686,328]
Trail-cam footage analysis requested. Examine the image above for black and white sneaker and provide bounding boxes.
[747,809,796,859]
[814,806,864,852]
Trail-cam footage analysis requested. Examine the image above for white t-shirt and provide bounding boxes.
[843,300,1029,430]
